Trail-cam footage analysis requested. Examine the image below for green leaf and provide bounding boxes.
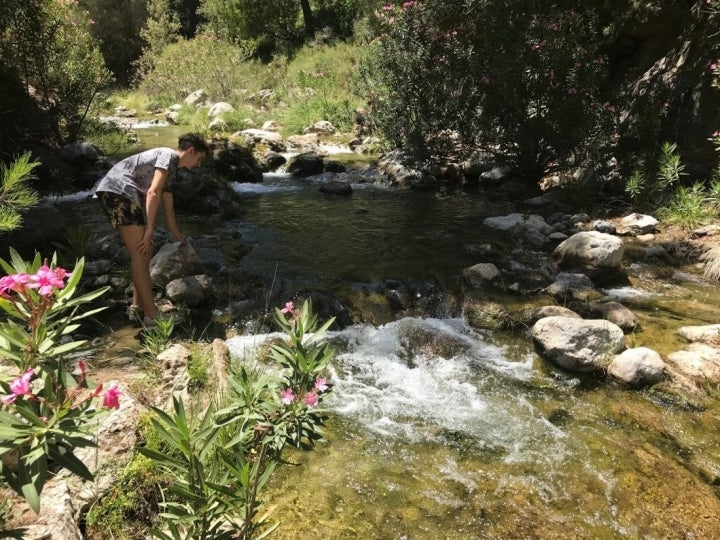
[47,443,94,481]
[45,339,87,356]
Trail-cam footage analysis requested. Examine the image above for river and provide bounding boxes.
[94,125,720,538]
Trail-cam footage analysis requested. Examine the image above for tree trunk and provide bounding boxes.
[299,0,314,37]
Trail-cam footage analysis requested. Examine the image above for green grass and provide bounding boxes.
[107,38,367,137]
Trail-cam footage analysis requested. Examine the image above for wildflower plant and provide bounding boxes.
[0,248,117,513]
[141,300,335,539]
[269,300,335,449]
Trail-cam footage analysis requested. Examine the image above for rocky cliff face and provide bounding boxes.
[603,0,720,178]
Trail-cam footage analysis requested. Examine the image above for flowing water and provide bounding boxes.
[99,127,720,537]
[219,172,720,538]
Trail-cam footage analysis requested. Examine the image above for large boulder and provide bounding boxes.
[150,242,205,288]
[569,300,639,332]
[60,140,103,167]
[553,231,625,282]
[532,316,626,373]
[212,141,264,183]
[666,343,720,384]
[166,274,213,306]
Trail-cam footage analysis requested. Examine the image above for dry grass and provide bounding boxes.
[701,244,720,280]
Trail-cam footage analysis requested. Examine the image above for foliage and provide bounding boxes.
[626,142,688,208]
[138,34,255,104]
[137,300,334,539]
[275,42,366,135]
[198,0,301,55]
[362,0,618,180]
[135,0,182,82]
[0,154,40,234]
[628,141,718,229]
[80,0,148,85]
[0,250,114,513]
[658,182,716,230]
[312,0,375,40]
[52,223,98,267]
[187,344,211,391]
[0,0,113,143]
[141,315,175,357]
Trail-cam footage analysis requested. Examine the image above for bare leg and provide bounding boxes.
[118,225,157,319]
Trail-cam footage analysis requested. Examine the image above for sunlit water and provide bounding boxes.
[227,314,720,539]
[62,131,720,537]
[217,170,720,538]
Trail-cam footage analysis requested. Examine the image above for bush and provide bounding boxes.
[138,34,256,104]
[363,0,618,181]
[0,0,113,144]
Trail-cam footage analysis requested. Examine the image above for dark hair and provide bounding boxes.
[178,132,210,154]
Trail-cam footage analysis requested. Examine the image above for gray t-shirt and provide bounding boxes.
[94,148,179,206]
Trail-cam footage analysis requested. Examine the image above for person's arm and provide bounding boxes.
[138,168,168,255]
[161,190,186,243]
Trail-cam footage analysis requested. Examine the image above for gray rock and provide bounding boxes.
[532,316,626,372]
[667,343,720,384]
[554,231,625,269]
[544,272,599,302]
[166,274,213,306]
[607,347,666,388]
[462,262,500,288]
[184,89,208,106]
[677,324,720,344]
[208,101,235,118]
[617,213,658,235]
[593,220,616,234]
[150,242,205,288]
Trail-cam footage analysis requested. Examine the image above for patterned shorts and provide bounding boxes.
[96,191,145,228]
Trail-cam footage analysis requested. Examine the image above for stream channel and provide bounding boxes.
[76,124,720,538]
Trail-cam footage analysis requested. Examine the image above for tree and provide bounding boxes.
[79,0,148,85]
[0,0,113,144]
[136,0,182,78]
[198,0,301,55]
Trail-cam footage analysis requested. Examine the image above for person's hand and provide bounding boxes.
[138,231,153,254]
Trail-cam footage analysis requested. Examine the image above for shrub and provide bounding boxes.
[138,34,255,104]
[0,0,113,143]
[363,0,618,181]
[0,250,112,513]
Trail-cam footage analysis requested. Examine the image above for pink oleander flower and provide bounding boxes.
[314,377,328,392]
[102,383,122,409]
[280,388,295,405]
[382,4,394,11]
[0,273,30,296]
[2,368,35,404]
[281,301,294,314]
[305,391,319,408]
[27,265,68,296]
